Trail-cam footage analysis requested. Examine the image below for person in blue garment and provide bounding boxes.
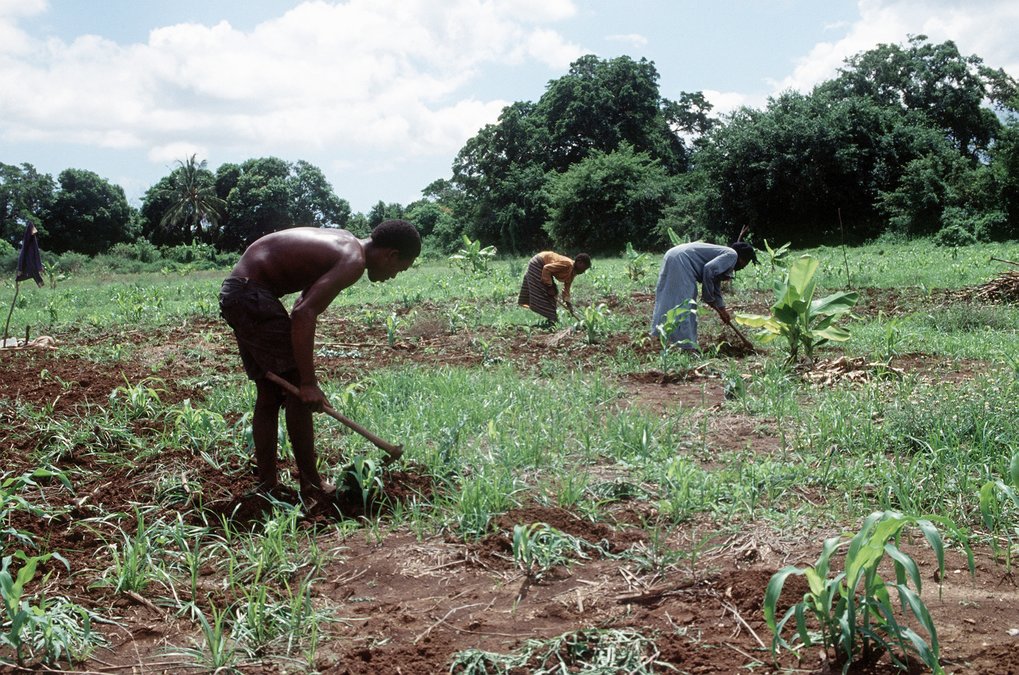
[649,240,757,352]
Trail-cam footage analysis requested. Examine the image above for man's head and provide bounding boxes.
[574,253,592,275]
[729,241,758,271]
[367,219,421,282]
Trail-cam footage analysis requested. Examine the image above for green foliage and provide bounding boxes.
[346,455,384,514]
[511,522,586,579]
[448,235,496,274]
[1,550,100,667]
[735,255,859,363]
[623,242,650,281]
[544,144,674,252]
[978,452,1019,566]
[655,303,695,371]
[932,223,977,247]
[0,468,71,549]
[764,511,969,674]
[761,239,792,270]
[45,168,136,255]
[578,303,609,344]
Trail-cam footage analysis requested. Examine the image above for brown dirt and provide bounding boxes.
[0,290,1009,674]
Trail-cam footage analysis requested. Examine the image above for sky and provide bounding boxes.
[1,0,1018,215]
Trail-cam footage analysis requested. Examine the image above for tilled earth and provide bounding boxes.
[1,289,1018,674]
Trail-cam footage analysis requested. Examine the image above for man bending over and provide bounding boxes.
[219,220,421,502]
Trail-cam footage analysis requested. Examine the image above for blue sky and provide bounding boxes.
[2,0,1017,215]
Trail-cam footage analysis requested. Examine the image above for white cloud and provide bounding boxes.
[0,0,578,162]
[775,0,1019,95]
[702,90,762,117]
[148,142,209,165]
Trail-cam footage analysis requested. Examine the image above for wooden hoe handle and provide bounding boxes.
[264,371,404,461]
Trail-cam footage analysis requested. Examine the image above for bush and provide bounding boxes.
[0,240,16,275]
[53,251,89,274]
[108,240,162,264]
[932,224,976,247]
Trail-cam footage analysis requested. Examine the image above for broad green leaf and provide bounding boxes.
[1010,452,1019,490]
[814,325,852,342]
[787,256,819,296]
[810,291,859,316]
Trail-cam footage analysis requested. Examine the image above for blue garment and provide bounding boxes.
[649,242,737,348]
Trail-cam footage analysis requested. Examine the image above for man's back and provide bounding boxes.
[231,228,365,297]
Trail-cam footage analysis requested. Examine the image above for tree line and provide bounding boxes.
[2,35,1017,260]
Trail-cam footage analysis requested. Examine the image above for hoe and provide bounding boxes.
[265,371,404,463]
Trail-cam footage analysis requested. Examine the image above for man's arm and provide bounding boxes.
[289,257,364,407]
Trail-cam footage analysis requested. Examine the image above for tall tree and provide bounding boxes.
[289,160,351,228]
[45,169,136,254]
[537,55,686,174]
[215,157,351,250]
[142,155,225,245]
[0,163,54,246]
[448,57,696,253]
[821,35,1018,159]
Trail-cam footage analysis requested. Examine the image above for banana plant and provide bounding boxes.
[448,235,496,274]
[734,255,858,364]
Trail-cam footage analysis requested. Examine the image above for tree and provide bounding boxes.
[0,163,54,246]
[544,144,675,252]
[216,157,349,250]
[289,160,351,228]
[405,199,461,253]
[366,201,405,229]
[689,88,958,243]
[45,169,136,255]
[447,56,698,253]
[141,155,225,246]
[537,55,686,174]
[821,35,1017,160]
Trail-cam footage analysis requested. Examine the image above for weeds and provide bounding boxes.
[511,522,586,579]
[450,627,673,674]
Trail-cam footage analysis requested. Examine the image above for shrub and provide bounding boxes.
[932,224,976,247]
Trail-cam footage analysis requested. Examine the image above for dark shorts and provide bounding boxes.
[219,277,296,380]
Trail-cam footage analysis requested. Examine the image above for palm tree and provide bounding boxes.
[158,154,226,245]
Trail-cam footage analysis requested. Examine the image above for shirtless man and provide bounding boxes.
[219,220,421,502]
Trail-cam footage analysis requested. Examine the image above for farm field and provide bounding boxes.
[2,241,1019,674]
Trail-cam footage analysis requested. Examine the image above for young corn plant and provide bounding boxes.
[762,239,792,271]
[347,455,384,515]
[655,303,695,375]
[1,467,71,549]
[96,510,160,594]
[764,510,971,674]
[385,312,400,347]
[735,255,858,364]
[978,451,1019,571]
[623,242,650,282]
[107,376,164,420]
[578,303,609,344]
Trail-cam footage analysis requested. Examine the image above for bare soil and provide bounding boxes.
[1,290,1016,674]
